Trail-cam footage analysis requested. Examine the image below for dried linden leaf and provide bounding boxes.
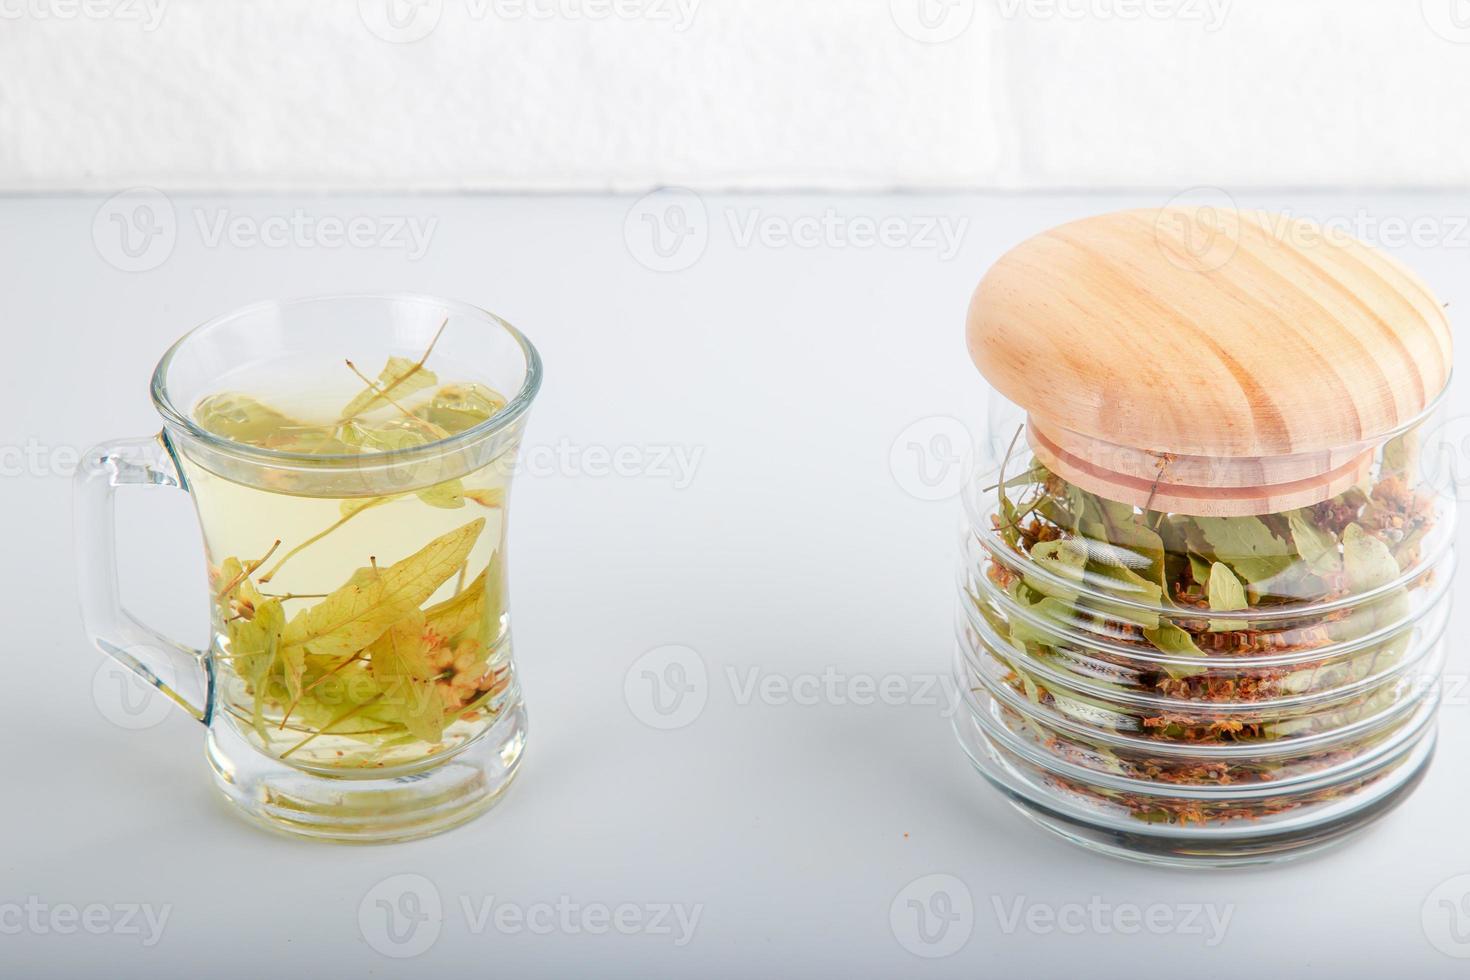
[369,610,447,743]
[425,566,487,641]
[416,382,508,433]
[417,480,466,509]
[1026,538,1088,602]
[1288,510,1341,577]
[1142,622,1208,679]
[341,356,440,419]
[281,518,485,659]
[1343,523,1401,593]
[464,488,505,508]
[1206,562,1248,632]
[1190,516,1296,590]
[195,393,304,445]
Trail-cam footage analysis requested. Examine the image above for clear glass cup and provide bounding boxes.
[951,390,1454,867]
[74,294,541,843]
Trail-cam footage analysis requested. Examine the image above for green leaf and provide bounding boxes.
[1025,538,1088,601]
[1096,521,1167,591]
[1187,553,1212,590]
[417,479,466,509]
[195,393,305,445]
[415,383,508,433]
[1142,622,1209,679]
[1007,595,1077,648]
[1343,523,1401,593]
[1382,431,1420,483]
[341,356,439,419]
[1078,536,1164,611]
[1288,510,1341,577]
[1206,562,1247,632]
[281,518,485,659]
[1189,515,1296,590]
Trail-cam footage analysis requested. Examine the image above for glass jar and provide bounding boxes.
[951,208,1455,866]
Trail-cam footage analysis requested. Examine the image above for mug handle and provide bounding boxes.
[75,433,212,723]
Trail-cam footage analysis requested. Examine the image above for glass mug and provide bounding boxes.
[74,294,542,842]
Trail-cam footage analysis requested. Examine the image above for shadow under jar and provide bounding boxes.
[951,208,1456,867]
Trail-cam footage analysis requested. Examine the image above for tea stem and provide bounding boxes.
[336,316,449,426]
[280,695,384,760]
[258,500,390,584]
[343,360,450,440]
[215,540,281,600]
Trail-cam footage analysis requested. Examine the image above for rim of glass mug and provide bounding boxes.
[149,292,544,468]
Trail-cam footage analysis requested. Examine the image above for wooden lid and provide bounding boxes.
[967,208,1452,514]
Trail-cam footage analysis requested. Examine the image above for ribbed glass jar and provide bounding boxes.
[951,402,1455,867]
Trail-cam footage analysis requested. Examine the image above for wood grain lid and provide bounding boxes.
[967,208,1453,515]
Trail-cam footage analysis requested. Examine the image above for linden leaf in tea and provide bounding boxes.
[368,609,448,744]
[195,393,306,445]
[465,487,505,508]
[416,382,508,432]
[425,564,489,641]
[340,355,441,420]
[417,479,466,509]
[281,517,485,658]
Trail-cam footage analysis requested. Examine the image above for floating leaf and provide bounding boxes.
[416,383,508,433]
[195,393,305,445]
[464,487,505,508]
[340,356,439,420]
[417,479,466,509]
[339,494,403,519]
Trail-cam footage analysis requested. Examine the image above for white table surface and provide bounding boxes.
[3,190,1469,978]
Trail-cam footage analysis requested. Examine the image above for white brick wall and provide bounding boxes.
[0,0,1467,190]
